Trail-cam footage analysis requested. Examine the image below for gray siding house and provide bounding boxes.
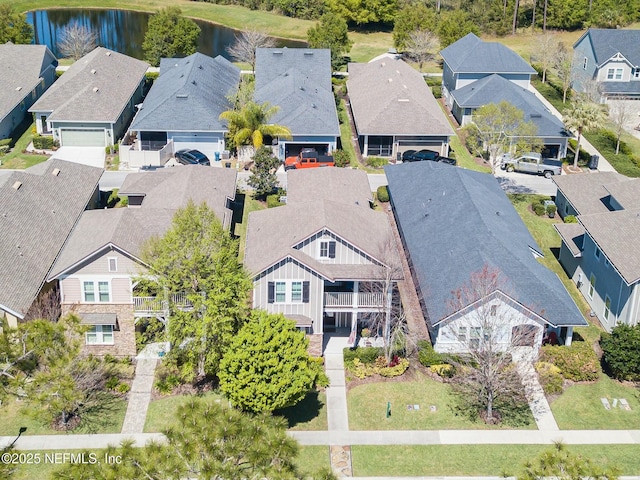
[0,43,57,141]
[347,56,454,159]
[572,28,640,101]
[48,167,237,357]
[244,168,402,354]
[254,48,340,160]
[30,47,149,147]
[554,174,640,331]
[125,53,240,167]
[386,161,587,353]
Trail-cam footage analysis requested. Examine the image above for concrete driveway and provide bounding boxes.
[495,169,559,196]
[50,146,105,168]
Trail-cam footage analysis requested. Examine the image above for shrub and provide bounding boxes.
[116,383,131,394]
[601,325,640,381]
[366,156,388,168]
[564,215,577,223]
[106,143,119,154]
[266,193,284,208]
[332,149,350,167]
[567,139,591,165]
[105,376,120,390]
[343,346,383,364]
[533,203,546,216]
[376,185,389,203]
[539,342,600,382]
[0,138,11,147]
[378,357,409,377]
[430,363,455,378]
[535,361,564,395]
[546,203,557,217]
[431,85,442,98]
[32,135,58,150]
[418,340,443,367]
[349,356,409,378]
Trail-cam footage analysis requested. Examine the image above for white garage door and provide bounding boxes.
[60,129,106,147]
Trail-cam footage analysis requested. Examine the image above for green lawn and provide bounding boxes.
[450,134,490,173]
[235,191,266,263]
[551,374,640,430]
[337,99,358,168]
[0,395,127,436]
[351,444,640,476]
[348,372,535,430]
[275,391,328,431]
[295,446,331,476]
[144,391,224,432]
[0,120,49,169]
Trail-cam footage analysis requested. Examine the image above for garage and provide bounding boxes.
[60,128,106,147]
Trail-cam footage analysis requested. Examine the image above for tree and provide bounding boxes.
[446,265,530,425]
[609,99,634,154]
[601,324,640,381]
[307,12,353,70]
[57,22,97,60]
[520,441,619,479]
[392,3,437,51]
[247,146,280,199]
[53,398,337,480]
[437,10,480,49]
[463,101,540,174]
[219,311,327,413]
[405,30,439,71]
[531,32,558,83]
[226,29,276,72]
[142,7,200,67]
[563,94,607,168]
[0,5,33,44]
[552,42,575,104]
[141,201,252,380]
[325,0,398,25]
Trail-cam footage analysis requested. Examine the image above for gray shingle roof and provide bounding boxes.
[286,168,373,207]
[451,74,569,138]
[0,43,56,124]
[603,178,640,209]
[0,159,103,317]
[49,166,237,279]
[347,58,454,137]
[385,161,587,327]
[576,28,640,66]
[599,81,640,95]
[29,47,149,122]
[254,48,339,137]
[553,171,627,215]
[554,223,585,257]
[130,53,240,132]
[440,33,536,75]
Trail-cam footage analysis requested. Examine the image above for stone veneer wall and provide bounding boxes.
[62,303,136,358]
[308,333,323,357]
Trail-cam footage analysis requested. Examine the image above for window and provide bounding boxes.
[291,281,302,302]
[634,67,640,79]
[608,68,623,80]
[588,274,596,299]
[605,257,610,268]
[86,325,114,345]
[490,304,497,316]
[20,101,25,112]
[616,68,623,80]
[583,57,588,69]
[31,89,37,100]
[319,240,336,259]
[268,281,309,304]
[83,281,95,302]
[275,282,286,303]
[604,295,611,321]
[470,327,482,348]
[457,326,467,342]
[83,281,110,303]
[594,246,601,260]
[108,257,117,272]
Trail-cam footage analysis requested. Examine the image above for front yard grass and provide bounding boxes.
[347,371,535,430]
[550,374,640,429]
[351,444,640,476]
[449,134,490,173]
[144,391,224,432]
[235,191,266,263]
[275,391,328,431]
[295,446,331,475]
[0,120,49,170]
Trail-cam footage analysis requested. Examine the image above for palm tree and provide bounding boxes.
[563,95,608,169]
[219,101,292,159]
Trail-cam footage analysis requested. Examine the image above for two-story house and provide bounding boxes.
[47,166,237,357]
[244,168,402,355]
[554,173,640,331]
[572,28,640,102]
[386,161,587,353]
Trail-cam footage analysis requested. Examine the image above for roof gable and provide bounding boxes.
[578,28,640,67]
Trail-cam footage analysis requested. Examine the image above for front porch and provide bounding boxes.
[133,293,193,318]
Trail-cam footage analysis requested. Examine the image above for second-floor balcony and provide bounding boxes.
[133,293,193,316]
[324,292,385,309]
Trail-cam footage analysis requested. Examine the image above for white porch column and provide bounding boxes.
[565,326,573,346]
[363,136,368,157]
[384,281,393,342]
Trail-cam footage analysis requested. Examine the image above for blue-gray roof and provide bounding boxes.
[599,81,640,95]
[440,33,536,75]
[130,53,240,132]
[385,161,587,328]
[451,74,570,138]
[254,48,339,137]
[575,28,640,66]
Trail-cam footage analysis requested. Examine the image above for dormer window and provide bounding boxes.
[633,67,640,79]
[319,240,336,259]
[583,57,588,69]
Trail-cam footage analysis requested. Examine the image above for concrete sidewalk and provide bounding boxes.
[121,358,158,434]
[324,336,350,432]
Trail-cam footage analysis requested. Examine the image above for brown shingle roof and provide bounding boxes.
[553,171,627,215]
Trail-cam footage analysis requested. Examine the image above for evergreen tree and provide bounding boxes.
[0,5,33,44]
[142,7,200,66]
[307,13,353,70]
[247,146,281,199]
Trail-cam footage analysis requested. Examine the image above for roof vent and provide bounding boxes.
[176,94,188,99]
[91,69,96,74]
[496,211,501,216]
[15,86,22,91]
[191,80,197,85]
[93,87,99,93]
[388,78,393,83]
[530,113,542,118]
[299,86,305,90]
[311,103,317,108]
[304,51,313,56]
[198,65,203,69]
[105,51,111,56]
[398,99,409,102]
[273,51,283,55]
[381,62,386,67]
[12,181,22,190]
[52,168,61,176]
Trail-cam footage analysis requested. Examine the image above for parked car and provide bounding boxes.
[500,152,561,178]
[402,149,440,162]
[175,149,210,166]
[401,150,417,162]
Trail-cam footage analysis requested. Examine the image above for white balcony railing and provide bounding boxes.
[323,292,385,308]
[133,293,193,315]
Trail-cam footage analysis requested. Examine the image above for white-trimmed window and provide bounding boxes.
[470,327,482,348]
[588,274,596,299]
[319,240,336,259]
[108,257,117,272]
[634,67,640,79]
[490,304,497,316]
[83,281,110,303]
[604,295,611,321]
[275,281,286,303]
[291,281,303,302]
[594,246,601,260]
[607,68,623,80]
[457,326,467,342]
[86,325,114,345]
[268,280,309,304]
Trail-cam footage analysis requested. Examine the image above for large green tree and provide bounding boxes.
[0,5,33,44]
[219,311,327,413]
[53,398,337,480]
[325,0,398,25]
[563,94,607,168]
[142,7,201,66]
[520,441,619,479]
[601,324,640,381]
[436,10,480,49]
[142,201,252,381]
[307,12,353,70]
[392,3,437,51]
[247,146,281,199]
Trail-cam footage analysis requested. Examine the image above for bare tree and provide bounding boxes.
[532,32,558,83]
[552,42,574,103]
[226,29,276,72]
[512,0,520,34]
[24,287,61,322]
[445,265,531,424]
[57,22,97,60]
[542,0,549,31]
[405,29,439,71]
[609,99,635,154]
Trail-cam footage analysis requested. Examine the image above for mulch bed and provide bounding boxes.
[345,360,443,392]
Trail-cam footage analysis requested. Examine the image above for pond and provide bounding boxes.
[27,9,305,61]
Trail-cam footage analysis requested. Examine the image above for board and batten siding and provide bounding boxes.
[253,258,324,333]
[296,231,376,266]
